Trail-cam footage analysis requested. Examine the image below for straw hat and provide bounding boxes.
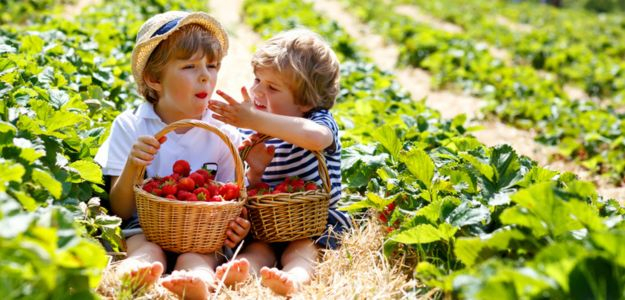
[131,11,229,94]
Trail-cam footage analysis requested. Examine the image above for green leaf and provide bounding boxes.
[20,35,45,55]
[371,125,402,159]
[400,148,435,189]
[391,224,447,244]
[0,160,25,191]
[32,169,62,199]
[569,256,623,300]
[446,201,490,227]
[68,161,103,184]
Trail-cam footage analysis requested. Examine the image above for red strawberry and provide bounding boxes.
[209,195,222,202]
[177,177,195,192]
[193,187,211,201]
[161,183,177,196]
[247,188,258,197]
[165,194,177,200]
[142,180,158,193]
[205,181,220,197]
[173,160,191,177]
[176,190,193,201]
[219,183,240,200]
[273,182,289,194]
[304,182,318,191]
[189,172,205,187]
[186,194,198,201]
[195,169,212,182]
[290,177,305,191]
[151,188,163,197]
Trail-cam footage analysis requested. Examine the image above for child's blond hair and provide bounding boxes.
[252,29,340,110]
[143,24,225,103]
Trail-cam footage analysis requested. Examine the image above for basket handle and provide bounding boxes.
[239,134,332,194]
[134,119,247,198]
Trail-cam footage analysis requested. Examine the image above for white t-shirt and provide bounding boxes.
[95,102,242,182]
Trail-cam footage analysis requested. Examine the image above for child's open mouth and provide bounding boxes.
[254,100,266,110]
[195,92,208,99]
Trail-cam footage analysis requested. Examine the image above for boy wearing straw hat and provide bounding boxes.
[208,29,351,296]
[94,11,250,298]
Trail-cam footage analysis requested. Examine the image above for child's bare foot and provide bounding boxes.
[260,267,301,296]
[215,258,250,286]
[117,259,163,290]
[161,270,213,300]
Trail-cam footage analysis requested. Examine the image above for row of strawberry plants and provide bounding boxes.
[242,0,625,298]
[342,0,625,185]
[0,0,209,298]
[395,0,625,101]
[0,0,75,25]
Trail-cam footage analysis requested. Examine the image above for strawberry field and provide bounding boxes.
[2,0,625,299]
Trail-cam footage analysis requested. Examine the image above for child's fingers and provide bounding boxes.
[240,207,248,219]
[240,87,251,103]
[216,90,239,105]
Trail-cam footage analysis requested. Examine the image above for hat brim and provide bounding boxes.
[131,12,229,94]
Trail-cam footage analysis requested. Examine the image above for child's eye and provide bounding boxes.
[183,64,194,69]
[269,86,279,91]
[207,63,217,69]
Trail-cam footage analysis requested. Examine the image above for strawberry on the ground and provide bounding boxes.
[189,172,205,187]
[173,160,191,177]
[177,177,195,192]
[219,183,240,200]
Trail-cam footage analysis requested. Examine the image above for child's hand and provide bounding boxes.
[241,134,275,185]
[128,136,166,167]
[208,87,256,128]
[224,207,251,248]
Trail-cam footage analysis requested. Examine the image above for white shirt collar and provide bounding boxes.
[135,102,213,123]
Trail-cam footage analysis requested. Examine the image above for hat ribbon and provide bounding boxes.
[151,17,183,38]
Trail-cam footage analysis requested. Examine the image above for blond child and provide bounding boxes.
[94,11,250,299]
[208,29,351,296]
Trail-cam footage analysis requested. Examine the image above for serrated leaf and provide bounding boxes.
[371,125,402,159]
[32,168,62,199]
[400,148,435,189]
[68,160,103,184]
[391,224,447,244]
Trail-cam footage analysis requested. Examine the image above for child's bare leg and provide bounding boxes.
[117,234,165,289]
[260,239,318,296]
[215,241,276,286]
[161,252,221,300]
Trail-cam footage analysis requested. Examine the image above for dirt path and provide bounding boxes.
[312,0,624,202]
[63,0,100,17]
[210,0,258,98]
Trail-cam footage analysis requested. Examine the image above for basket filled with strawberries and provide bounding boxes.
[240,135,329,243]
[133,119,246,254]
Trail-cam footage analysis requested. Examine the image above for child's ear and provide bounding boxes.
[144,73,162,92]
[299,104,314,113]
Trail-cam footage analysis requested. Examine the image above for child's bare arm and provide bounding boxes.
[209,88,333,151]
[109,135,165,220]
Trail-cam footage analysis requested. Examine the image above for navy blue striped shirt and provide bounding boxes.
[241,109,351,229]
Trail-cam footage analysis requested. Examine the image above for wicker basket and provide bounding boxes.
[134,119,247,254]
[240,135,329,243]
